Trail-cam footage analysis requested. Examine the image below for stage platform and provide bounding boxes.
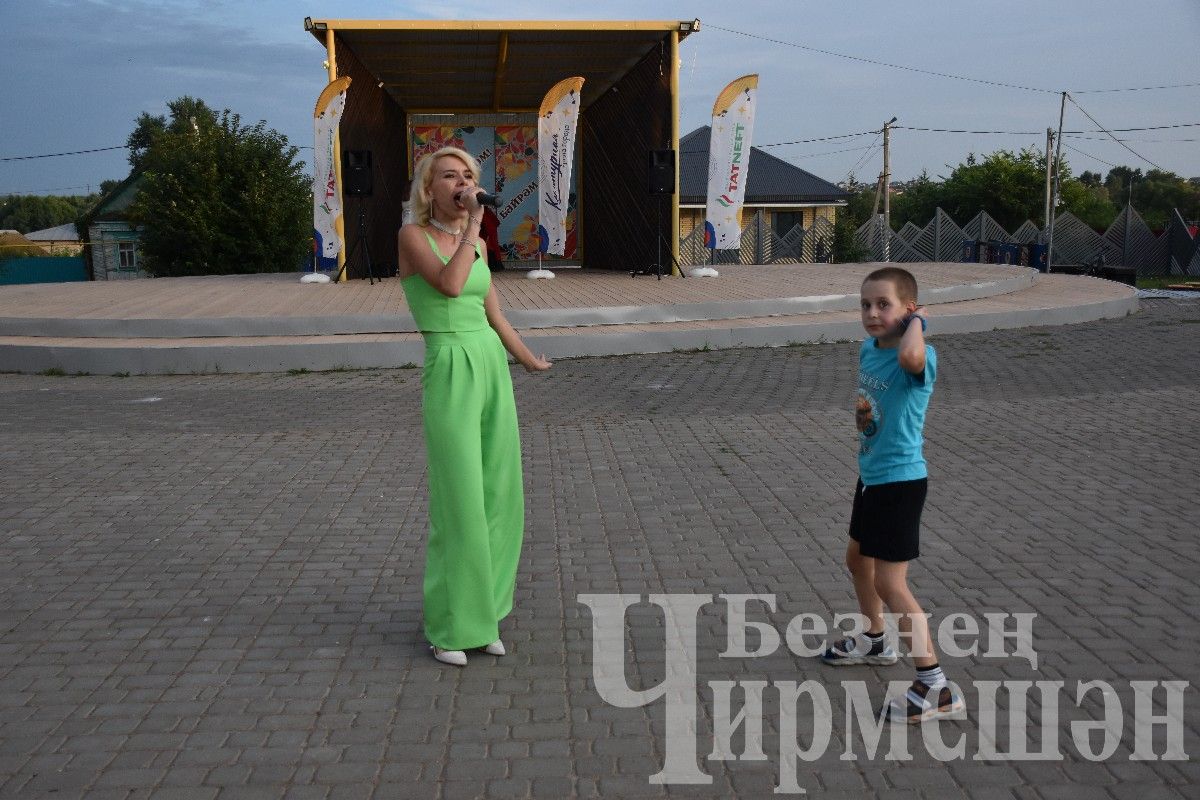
[0,262,1137,375]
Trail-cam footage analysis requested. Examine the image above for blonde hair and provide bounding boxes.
[408,147,481,227]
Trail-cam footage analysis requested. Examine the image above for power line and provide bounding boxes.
[1065,94,1165,172]
[704,23,1057,94]
[681,141,879,158]
[702,23,1200,97]
[787,143,879,159]
[896,122,1200,136]
[1106,122,1200,132]
[2,185,100,196]
[846,136,882,179]
[756,130,879,148]
[1064,134,1200,143]
[897,125,1043,135]
[1073,81,1200,94]
[2,143,311,162]
[0,145,128,163]
[1062,142,1120,169]
[679,129,879,155]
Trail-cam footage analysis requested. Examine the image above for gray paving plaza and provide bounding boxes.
[1,298,1197,799]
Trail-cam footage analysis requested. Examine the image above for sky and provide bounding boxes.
[3,0,1198,198]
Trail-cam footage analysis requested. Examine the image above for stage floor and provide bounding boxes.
[0,262,1137,374]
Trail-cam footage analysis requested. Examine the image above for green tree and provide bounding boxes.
[1103,166,1141,199]
[126,96,216,171]
[1059,179,1116,230]
[0,194,100,233]
[832,175,872,262]
[126,97,310,277]
[890,171,943,230]
[880,149,1120,232]
[1117,168,1200,229]
[934,148,1053,230]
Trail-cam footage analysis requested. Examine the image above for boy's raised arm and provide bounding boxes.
[898,308,928,375]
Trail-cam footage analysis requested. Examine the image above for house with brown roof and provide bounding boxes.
[679,126,849,247]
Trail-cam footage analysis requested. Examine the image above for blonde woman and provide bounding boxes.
[397,147,550,666]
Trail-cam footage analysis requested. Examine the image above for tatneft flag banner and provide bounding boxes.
[705,74,759,250]
[313,77,351,270]
[537,76,584,256]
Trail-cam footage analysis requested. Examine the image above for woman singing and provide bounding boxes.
[397,146,551,666]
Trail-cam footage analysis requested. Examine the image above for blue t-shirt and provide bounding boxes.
[856,339,936,485]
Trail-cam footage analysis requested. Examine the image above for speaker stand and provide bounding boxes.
[334,199,376,285]
[631,195,684,279]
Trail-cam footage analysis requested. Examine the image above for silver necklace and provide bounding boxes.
[428,217,463,237]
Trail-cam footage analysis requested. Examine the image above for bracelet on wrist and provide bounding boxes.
[468,215,482,226]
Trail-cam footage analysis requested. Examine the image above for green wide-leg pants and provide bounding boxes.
[421,328,524,651]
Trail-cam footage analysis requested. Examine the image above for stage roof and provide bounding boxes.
[304,18,699,112]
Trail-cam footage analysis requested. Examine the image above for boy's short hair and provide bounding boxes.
[863,267,918,304]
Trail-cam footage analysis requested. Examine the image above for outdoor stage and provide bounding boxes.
[0,262,1137,375]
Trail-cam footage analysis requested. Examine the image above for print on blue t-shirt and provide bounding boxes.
[855,339,937,485]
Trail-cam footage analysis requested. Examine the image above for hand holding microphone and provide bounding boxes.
[454,188,500,209]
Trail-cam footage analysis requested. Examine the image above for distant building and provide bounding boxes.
[0,230,44,258]
[679,126,850,243]
[25,223,83,255]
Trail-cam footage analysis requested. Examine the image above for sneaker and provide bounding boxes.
[480,639,506,656]
[885,680,966,724]
[431,646,467,667]
[821,635,898,666]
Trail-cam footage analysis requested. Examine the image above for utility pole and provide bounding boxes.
[1046,92,1067,274]
[882,116,896,261]
[1043,128,1054,230]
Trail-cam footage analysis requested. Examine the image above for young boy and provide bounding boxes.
[822,266,965,723]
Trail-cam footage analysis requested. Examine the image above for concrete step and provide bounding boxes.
[0,273,1137,375]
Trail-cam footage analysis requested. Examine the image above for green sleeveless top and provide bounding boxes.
[401,232,491,332]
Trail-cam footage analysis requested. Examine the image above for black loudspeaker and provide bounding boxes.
[342,150,373,197]
[648,149,675,195]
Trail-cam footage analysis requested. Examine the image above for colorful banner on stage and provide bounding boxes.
[412,124,577,263]
[536,77,584,256]
[705,74,759,250]
[312,76,351,270]
[494,125,543,261]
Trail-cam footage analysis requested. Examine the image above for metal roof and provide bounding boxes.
[25,223,81,241]
[679,126,850,205]
[305,18,699,112]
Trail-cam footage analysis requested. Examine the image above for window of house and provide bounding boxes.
[117,242,138,271]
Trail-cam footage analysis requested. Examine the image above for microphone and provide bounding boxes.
[455,189,500,208]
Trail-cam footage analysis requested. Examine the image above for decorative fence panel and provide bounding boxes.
[680,206,1198,276]
[1047,213,1107,268]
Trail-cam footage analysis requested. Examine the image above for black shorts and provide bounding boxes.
[848,477,928,562]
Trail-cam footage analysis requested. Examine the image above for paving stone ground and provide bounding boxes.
[0,298,1197,800]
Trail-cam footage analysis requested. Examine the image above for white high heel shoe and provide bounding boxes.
[431,645,467,666]
[481,639,506,656]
